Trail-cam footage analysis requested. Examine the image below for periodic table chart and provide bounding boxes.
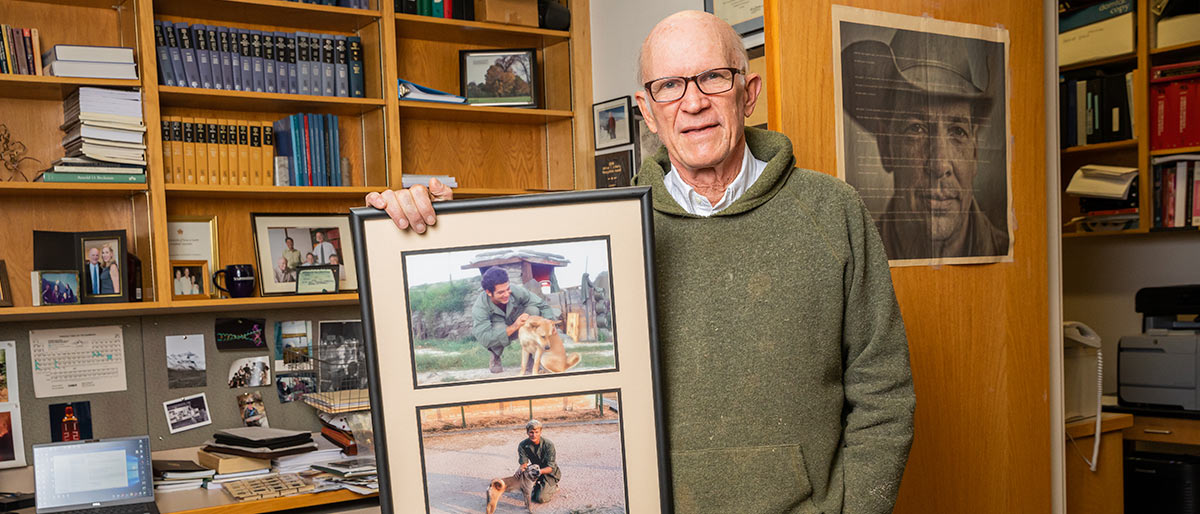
[29,325,127,399]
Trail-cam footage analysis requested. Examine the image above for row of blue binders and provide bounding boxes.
[273,113,346,187]
[153,21,365,98]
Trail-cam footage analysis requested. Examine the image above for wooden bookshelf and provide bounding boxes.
[1149,39,1200,57]
[1062,139,1138,154]
[0,0,593,314]
[1150,145,1200,156]
[1059,52,1137,73]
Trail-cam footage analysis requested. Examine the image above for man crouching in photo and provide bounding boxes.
[518,419,560,503]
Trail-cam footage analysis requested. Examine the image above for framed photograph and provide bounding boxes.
[0,340,23,469]
[163,392,212,434]
[349,188,668,513]
[0,260,12,307]
[170,260,210,300]
[296,264,339,295]
[595,150,633,189]
[705,0,763,37]
[32,271,81,306]
[592,96,632,150]
[459,48,537,107]
[251,213,358,295]
[632,106,662,171]
[79,233,125,301]
[167,215,219,298]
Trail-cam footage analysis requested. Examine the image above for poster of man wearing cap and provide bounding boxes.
[833,6,1013,266]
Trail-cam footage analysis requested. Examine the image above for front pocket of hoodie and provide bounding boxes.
[670,444,816,514]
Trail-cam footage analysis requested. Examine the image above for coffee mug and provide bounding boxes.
[213,264,256,298]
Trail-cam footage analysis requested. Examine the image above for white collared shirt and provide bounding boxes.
[663,143,767,217]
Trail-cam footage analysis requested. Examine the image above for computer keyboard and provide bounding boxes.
[69,502,159,514]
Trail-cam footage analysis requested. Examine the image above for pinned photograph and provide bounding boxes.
[317,321,368,392]
[215,318,267,350]
[418,391,625,514]
[49,401,93,442]
[275,374,315,403]
[165,334,207,388]
[405,238,617,388]
[833,6,1013,266]
[163,392,212,434]
[252,214,357,295]
[237,392,269,427]
[34,271,81,306]
[0,407,23,469]
[459,49,537,107]
[0,340,15,404]
[228,356,271,388]
[274,320,313,371]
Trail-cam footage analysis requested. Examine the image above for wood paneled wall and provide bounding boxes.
[763,1,1050,512]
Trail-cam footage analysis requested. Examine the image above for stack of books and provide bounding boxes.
[43,45,137,79]
[272,446,344,474]
[202,427,318,460]
[38,87,147,183]
[196,448,273,488]
[1058,70,1134,149]
[1150,60,1200,151]
[401,174,457,188]
[153,21,364,98]
[160,116,275,185]
[152,459,216,492]
[1151,154,1200,229]
[1065,164,1140,232]
[1,24,42,75]
[289,0,370,8]
[272,112,348,187]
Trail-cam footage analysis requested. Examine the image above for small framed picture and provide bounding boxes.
[252,213,358,296]
[632,106,663,170]
[79,234,125,300]
[163,392,212,434]
[459,48,537,107]
[32,271,81,306]
[170,260,210,300]
[595,149,634,189]
[167,215,220,298]
[593,96,633,150]
[296,264,339,295]
[0,260,12,307]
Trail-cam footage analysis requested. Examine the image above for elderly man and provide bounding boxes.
[470,267,556,373]
[368,11,914,513]
[841,30,1008,260]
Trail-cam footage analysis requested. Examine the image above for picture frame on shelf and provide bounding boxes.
[348,188,669,513]
[595,149,634,189]
[167,215,220,298]
[251,213,358,296]
[593,96,633,150]
[459,48,537,107]
[632,106,663,170]
[79,234,126,302]
[0,260,12,307]
[32,271,81,306]
[170,260,210,300]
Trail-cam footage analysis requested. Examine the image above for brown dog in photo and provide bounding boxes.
[517,316,581,375]
[484,464,539,514]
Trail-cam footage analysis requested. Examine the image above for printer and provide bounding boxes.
[1119,285,1200,410]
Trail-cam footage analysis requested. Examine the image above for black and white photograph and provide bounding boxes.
[459,49,536,107]
[593,96,632,150]
[833,6,1013,266]
[227,356,271,388]
[404,238,617,388]
[317,321,367,392]
[165,334,207,388]
[35,271,80,306]
[274,320,313,371]
[418,391,626,514]
[252,214,358,295]
[80,236,123,299]
[163,392,212,434]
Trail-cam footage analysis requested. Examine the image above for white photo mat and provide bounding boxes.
[0,341,25,469]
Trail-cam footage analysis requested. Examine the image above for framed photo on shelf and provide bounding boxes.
[170,260,210,300]
[79,233,125,301]
[167,215,219,298]
[0,260,12,307]
[349,188,669,513]
[632,106,663,170]
[251,213,358,296]
[705,0,763,37]
[595,149,634,189]
[593,96,633,150]
[459,48,537,107]
[32,271,81,306]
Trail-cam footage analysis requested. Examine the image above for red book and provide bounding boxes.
[444,0,453,18]
[303,115,313,186]
[1164,167,1177,227]
[1180,79,1200,147]
[1152,82,1180,150]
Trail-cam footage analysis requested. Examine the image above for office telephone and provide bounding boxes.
[1064,321,1103,472]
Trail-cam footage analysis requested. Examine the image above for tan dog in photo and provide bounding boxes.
[517,316,580,375]
[484,464,539,514]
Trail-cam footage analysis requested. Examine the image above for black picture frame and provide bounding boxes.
[458,48,538,107]
[0,260,12,308]
[593,96,633,150]
[349,188,670,513]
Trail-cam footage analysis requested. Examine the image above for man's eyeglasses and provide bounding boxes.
[643,67,742,103]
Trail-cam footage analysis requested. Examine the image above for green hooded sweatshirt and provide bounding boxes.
[634,127,915,514]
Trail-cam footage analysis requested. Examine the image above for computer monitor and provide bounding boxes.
[32,435,155,513]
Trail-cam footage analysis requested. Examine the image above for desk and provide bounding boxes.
[1065,412,1132,514]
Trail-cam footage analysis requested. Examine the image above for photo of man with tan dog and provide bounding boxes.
[419,392,625,514]
[404,239,618,386]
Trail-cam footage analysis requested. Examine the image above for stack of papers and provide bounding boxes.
[58,87,147,168]
[152,459,216,492]
[202,427,318,460]
[272,447,345,474]
[311,457,376,478]
[401,174,458,188]
[1065,164,1138,199]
